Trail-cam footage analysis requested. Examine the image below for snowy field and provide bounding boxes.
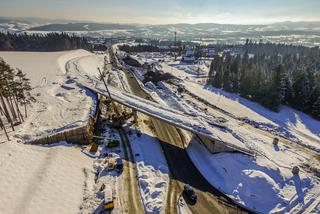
[0,50,101,214]
[0,50,97,142]
[0,141,94,214]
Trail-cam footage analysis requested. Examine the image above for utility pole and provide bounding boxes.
[97,67,112,100]
[98,63,120,116]
[174,31,177,61]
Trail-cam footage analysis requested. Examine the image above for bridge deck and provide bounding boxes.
[79,81,252,154]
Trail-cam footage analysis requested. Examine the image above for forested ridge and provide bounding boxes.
[208,41,320,119]
[0,32,92,51]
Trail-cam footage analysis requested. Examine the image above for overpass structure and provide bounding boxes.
[79,80,253,155]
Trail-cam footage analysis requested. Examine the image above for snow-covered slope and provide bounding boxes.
[184,82,320,152]
[188,142,320,213]
[158,60,320,152]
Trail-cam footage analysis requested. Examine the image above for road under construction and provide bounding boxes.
[99,48,252,214]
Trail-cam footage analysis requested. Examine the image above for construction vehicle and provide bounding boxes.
[104,158,116,170]
[89,143,99,153]
[103,189,114,211]
[107,139,120,148]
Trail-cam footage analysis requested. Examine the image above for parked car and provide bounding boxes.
[183,184,197,204]
[107,152,120,159]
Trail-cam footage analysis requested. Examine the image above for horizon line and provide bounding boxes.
[2,16,320,26]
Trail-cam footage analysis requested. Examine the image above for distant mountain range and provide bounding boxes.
[1,17,320,45]
[27,21,320,32]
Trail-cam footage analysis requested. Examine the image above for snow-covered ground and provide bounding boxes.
[0,50,97,142]
[0,141,94,214]
[126,117,170,213]
[184,82,320,152]
[1,47,319,214]
[0,51,103,214]
[130,52,171,65]
[188,139,320,213]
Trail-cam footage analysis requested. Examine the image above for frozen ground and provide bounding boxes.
[0,141,94,214]
[188,140,320,213]
[0,50,97,142]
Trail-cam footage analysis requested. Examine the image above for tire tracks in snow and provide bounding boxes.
[118,127,145,214]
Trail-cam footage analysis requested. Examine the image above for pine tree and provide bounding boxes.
[312,96,320,119]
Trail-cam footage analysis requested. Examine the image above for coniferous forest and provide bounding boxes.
[0,58,35,140]
[208,42,320,120]
[0,32,92,51]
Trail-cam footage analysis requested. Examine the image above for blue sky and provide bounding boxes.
[1,0,320,24]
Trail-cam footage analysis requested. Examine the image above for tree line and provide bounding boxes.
[0,32,92,51]
[119,44,161,53]
[0,58,35,140]
[208,42,320,120]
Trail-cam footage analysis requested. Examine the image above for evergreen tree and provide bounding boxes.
[312,96,320,119]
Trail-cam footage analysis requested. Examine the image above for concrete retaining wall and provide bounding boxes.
[27,95,99,145]
[28,117,96,145]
